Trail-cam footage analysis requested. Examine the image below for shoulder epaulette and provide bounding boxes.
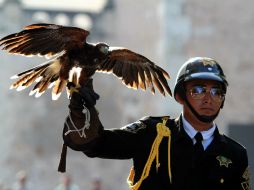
[139,116,170,125]
[122,116,170,133]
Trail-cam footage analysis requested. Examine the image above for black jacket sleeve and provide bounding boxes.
[63,109,158,159]
[82,119,157,159]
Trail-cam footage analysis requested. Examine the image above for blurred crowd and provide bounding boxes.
[0,171,102,190]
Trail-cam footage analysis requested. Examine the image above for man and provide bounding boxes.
[90,176,102,190]
[54,174,80,190]
[62,57,250,190]
[12,171,31,190]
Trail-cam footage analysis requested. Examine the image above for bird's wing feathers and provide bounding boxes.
[97,48,172,96]
[0,23,89,58]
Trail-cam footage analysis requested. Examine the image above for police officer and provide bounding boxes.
[61,57,250,190]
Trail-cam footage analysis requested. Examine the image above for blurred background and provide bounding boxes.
[0,0,253,189]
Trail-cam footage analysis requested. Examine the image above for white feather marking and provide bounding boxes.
[35,77,42,82]
[16,85,27,91]
[68,67,82,84]
[10,75,19,79]
[35,91,43,98]
[109,47,125,51]
[48,83,54,89]
[29,89,37,96]
[52,92,61,100]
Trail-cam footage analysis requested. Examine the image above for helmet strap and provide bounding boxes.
[220,99,225,109]
[184,97,220,123]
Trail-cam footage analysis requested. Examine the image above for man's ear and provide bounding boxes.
[175,93,184,105]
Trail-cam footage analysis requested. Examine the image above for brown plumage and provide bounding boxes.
[0,23,172,100]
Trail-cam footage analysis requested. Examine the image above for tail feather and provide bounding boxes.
[11,62,51,79]
[52,79,67,100]
[32,81,44,98]
[10,72,34,89]
[34,77,55,98]
[10,59,63,99]
[39,76,53,93]
[20,69,47,89]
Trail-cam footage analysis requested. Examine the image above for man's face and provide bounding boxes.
[183,79,225,117]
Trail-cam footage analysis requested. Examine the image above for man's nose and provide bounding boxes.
[203,90,212,103]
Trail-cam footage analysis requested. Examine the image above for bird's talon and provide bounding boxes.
[69,86,79,95]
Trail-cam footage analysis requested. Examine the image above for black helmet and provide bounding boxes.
[174,57,228,99]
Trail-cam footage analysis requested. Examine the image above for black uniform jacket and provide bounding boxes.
[64,115,250,190]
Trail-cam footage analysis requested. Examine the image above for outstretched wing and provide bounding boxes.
[0,23,89,58]
[97,48,172,96]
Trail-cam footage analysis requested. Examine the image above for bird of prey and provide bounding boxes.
[0,23,172,100]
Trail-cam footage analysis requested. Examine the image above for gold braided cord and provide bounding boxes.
[127,117,172,190]
[168,129,172,182]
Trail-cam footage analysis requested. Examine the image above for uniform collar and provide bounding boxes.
[172,114,227,146]
[182,114,216,142]
[171,115,191,143]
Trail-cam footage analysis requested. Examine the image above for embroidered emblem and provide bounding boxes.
[241,167,250,190]
[241,182,250,190]
[121,122,146,132]
[202,58,216,66]
[216,155,232,168]
[243,167,250,180]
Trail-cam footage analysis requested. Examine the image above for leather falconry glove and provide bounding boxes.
[58,79,102,172]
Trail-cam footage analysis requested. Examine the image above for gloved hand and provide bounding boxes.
[60,79,101,173]
[68,79,100,109]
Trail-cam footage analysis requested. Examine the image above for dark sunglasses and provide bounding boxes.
[189,85,225,102]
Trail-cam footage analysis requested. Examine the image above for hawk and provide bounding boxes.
[0,23,172,100]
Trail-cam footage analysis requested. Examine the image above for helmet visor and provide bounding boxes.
[185,72,228,86]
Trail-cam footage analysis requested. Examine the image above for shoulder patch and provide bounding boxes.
[140,116,171,129]
[140,116,170,125]
[241,167,251,190]
[121,116,169,132]
[121,116,171,132]
[121,121,147,132]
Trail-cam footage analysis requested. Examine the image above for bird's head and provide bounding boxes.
[96,43,109,55]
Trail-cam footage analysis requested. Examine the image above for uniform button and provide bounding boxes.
[220,178,224,183]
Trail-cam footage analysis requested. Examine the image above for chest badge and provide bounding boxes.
[216,155,232,168]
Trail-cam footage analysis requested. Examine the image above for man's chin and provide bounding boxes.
[198,114,218,123]
[199,111,216,116]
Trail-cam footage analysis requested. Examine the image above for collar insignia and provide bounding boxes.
[216,155,232,168]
